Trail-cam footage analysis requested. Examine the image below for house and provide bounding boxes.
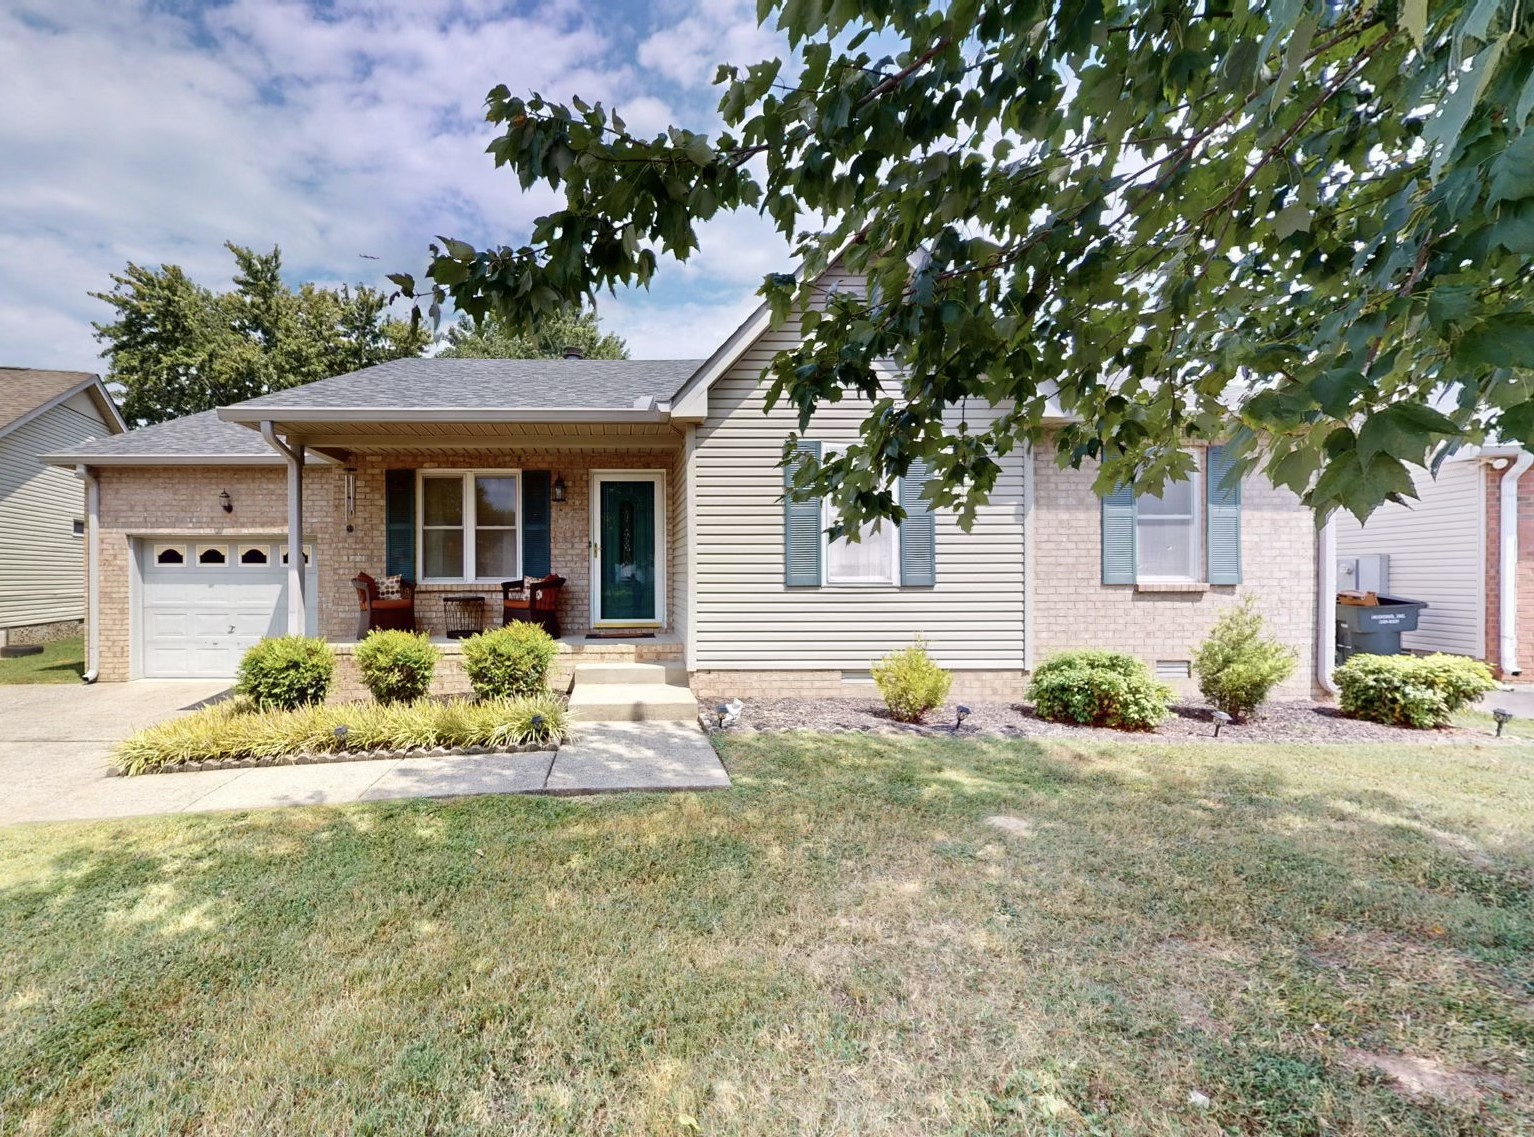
[0,368,125,648]
[1334,446,1534,678]
[44,281,1326,701]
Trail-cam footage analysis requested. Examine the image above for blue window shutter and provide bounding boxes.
[783,440,823,587]
[385,469,416,580]
[899,457,936,586]
[1101,482,1137,585]
[522,470,552,578]
[1206,444,1242,585]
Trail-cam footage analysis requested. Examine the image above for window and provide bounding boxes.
[239,546,269,565]
[72,519,85,537]
[280,545,312,566]
[197,545,227,565]
[154,545,185,566]
[419,471,520,582]
[825,512,897,584]
[1136,471,1200,580]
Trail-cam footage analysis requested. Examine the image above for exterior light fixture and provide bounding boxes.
[552,474,566,503]
[715,703,729,730]
[1211,710,1232,737]
[333,724,349,743]
[954,704,971,732]
[530,713,546,738]
[219,490,232,513]
[1492,708,1514,737]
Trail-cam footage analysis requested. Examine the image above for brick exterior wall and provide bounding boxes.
[690,669,1030,701]
[1031,454,1318,697]
[1481,462,1534,678]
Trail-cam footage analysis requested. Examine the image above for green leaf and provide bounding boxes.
[1424,37,1507,178]
[1488,130,1534,207]
[1452,314,1534,369]
[1273,203,1311,239]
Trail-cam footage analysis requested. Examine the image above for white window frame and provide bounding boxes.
[1135,468,1202,583]
[820,445,900,586]
[416,469,523,585]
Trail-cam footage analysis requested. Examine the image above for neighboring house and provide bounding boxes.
[0,368,125,646]
[45,279,1324,697]
[1335,446,1534,678]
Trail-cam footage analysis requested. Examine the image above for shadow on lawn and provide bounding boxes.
[0,735,1528,1134]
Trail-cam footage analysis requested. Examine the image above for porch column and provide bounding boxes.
[260,421,306,636]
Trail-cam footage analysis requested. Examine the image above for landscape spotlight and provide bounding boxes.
[715,703,729,730]
[1492,708,1515,737]
[333,725,349,742]
[954,705,971,732]
[1211,710,1232,738]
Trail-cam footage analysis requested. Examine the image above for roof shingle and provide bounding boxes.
[0,367,101,433]
[44,410,278,463]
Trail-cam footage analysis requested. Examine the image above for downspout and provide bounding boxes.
[260,421,307,636]
[77,465,100,683]
[1022,442,1036,671]
[1498,451,1533,676]
[1316,511,1338,695]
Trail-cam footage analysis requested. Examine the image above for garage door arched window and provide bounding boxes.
[239,546,269,565]
[197,546,228,565]
[154,545,186,566]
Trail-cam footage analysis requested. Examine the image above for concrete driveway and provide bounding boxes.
[0,680,230,825]
[0,683,729,826]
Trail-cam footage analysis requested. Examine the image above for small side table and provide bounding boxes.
[441,593,486,640]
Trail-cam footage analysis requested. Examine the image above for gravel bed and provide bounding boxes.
[701,697,1499,745]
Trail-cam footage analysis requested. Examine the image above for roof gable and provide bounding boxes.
[0,368,125,441]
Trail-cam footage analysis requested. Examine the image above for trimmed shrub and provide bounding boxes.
[461,623,559,700]
[1193,599,1298,721]
[113,694,574,775]
[1028,650,1172,730]
[872,639,953,723]
[235,636,335,710]
[1335,653,1496,729]
[353,630,440,704]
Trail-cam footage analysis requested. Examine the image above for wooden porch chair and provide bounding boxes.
[351,573,417,638]
[501,575,566,638]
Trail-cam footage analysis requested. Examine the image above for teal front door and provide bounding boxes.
[595,476,659,623]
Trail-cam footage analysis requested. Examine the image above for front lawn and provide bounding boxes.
[0,635,83,684]
[1,735,1529,1133]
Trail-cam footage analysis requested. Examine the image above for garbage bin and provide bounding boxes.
[1335,595,1429,662]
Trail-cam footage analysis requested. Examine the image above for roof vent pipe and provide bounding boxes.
[561,347,584,360]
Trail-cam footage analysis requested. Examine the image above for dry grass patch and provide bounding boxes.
[0,734,1529,1134]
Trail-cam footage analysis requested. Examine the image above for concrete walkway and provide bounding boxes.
[0,684,728,826]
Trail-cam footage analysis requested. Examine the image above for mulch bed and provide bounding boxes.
[701,697,1500,745]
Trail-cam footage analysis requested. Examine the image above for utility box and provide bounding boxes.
[1336,554,1390,595]
[1335,594,1428,662]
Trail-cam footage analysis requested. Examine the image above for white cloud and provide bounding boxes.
[0,0,798,373]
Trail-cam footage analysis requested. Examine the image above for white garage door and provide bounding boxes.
[138,540,318,678]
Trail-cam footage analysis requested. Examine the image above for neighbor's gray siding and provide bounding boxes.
[691,293,1027,672]
[0,395,113,628]
[1334,459,1486,657]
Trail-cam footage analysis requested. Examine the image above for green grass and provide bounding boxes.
[1,735,1531,1134]
[0,636,83,684]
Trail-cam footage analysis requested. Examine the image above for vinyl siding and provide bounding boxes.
[691,296,1027,671]
[0,401,113,628]
[1334,460,1485,657]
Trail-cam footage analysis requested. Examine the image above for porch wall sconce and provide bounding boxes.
[551,474,567,503]
[219,490,232,514]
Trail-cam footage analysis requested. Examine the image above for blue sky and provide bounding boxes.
[0,0,791,371]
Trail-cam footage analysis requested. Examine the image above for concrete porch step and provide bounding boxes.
[571,662,690,686]
[568,682,698,723]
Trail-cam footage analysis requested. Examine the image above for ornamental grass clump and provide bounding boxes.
[353,630,440,704]
[1192,599,1298,721]
[234,636,335,710]
[113,694,573,775]
[461,623,559,700]
[872,639,953,723]
[1028,650,1172,731]
[1335,652,1496,729]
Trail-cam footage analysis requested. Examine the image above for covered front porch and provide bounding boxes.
[247,422,691,649]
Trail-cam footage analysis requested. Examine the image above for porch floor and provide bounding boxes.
[329,632,685,656]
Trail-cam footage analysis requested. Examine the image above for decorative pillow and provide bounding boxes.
[377,574,405,599]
